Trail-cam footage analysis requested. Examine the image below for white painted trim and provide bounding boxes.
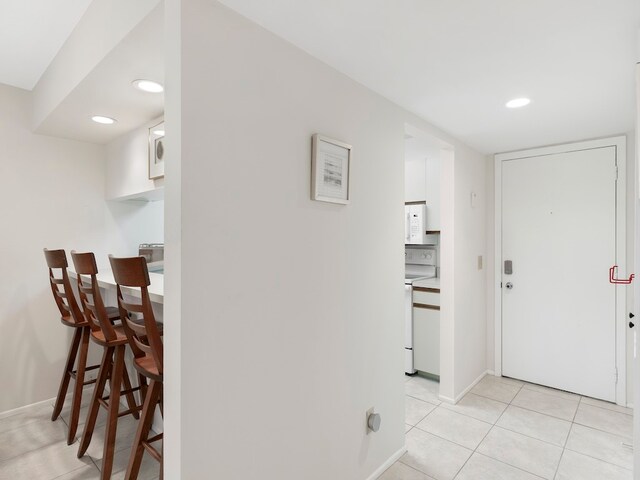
[0,384,112,420]
[366,445,408,480]
[494,136,628,406]
[438,394,456,405]
[494,154,502,377]
[440,370,489,405]
[0,396,56,420]
[615,137,628,406]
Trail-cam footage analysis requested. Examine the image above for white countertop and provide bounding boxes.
[68,268,164,304]
[413,277,440,289]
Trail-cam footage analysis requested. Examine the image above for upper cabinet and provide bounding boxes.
[405,157,427,202]
[106,116,164,201]
[424,157,441,231]
[405,157,440,231]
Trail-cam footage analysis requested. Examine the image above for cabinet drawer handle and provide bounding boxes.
[413,303,440,311]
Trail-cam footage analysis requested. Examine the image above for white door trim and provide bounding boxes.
[494,135,627,405]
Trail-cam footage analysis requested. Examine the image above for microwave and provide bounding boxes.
[405,203,438,245]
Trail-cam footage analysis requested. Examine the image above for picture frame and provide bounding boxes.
[311,134,352,204]
[149,120,165,179]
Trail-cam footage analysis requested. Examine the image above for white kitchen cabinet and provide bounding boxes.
[413,288,440,376]
[405,157,440,231]
[405,157,426,202]
[424,157,441,231]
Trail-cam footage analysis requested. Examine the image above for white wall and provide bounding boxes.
[0,83,108,413]
[166,1,487,478]
[105,200,164,258]
[452,145,487,397]
[0,82,165,414]
[105,117,165,200]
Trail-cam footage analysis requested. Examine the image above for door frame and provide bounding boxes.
[494,136,627,405]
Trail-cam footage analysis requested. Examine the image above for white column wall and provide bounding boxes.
[166,1,488,477]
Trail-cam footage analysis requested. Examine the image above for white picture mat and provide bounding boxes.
[149,120,165,179]
[311,135,351,204]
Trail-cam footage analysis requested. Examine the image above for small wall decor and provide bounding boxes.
[311,134,352,204]
[149,120,165,179]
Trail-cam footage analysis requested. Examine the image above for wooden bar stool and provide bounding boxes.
[109,255,164,480]
[71,251,145,479]
[44,248,118,445]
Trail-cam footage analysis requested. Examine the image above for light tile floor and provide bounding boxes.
[0,388,161,480]
[380,374,633,480]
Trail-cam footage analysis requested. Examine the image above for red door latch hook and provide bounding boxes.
[609,265,635,284]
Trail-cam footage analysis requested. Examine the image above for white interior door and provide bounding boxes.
[502,146,618,401]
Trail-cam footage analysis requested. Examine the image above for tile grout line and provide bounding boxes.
[406,377,633,479]
[450,381,526,479]
[456,380,582,479]
[552,448,565,480]
[562,444,634,472]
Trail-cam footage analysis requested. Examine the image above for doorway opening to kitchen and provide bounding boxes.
[403,123,455,416]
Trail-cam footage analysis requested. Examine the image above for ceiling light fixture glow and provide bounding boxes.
[91,115,116,124]
[133,79,164,93]
[506,97,531,109]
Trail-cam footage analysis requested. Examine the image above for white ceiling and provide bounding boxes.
[36,5,164,144]
[0,0,92,90]
[218,0,640,154]
[1,2,637,152]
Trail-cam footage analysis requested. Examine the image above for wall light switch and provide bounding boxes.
[477,255,483,270]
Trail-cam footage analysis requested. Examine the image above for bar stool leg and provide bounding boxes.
[51,328,82,421]
[121,364,140,420]
[101,344,126,480]
[67,327,90,444]
[78,346,113,457]
[125,380,161,480]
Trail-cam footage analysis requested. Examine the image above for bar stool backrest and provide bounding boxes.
[43,248,84,326]
[70,251,118,342]
[108,255,163,375]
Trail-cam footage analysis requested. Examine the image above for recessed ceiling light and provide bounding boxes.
[506,97,531,109]
[132,79,164,93]
[153,129,165,136]
[91,115,116,124]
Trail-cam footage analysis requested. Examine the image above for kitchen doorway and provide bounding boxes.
[403,124,455,402]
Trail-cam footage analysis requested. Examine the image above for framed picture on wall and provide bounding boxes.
[149,120,165,179]
[311,134,352,205]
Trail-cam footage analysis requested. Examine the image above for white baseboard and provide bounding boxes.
[0,384,112,420]
[366,445,407,480]
[439,370,490,405]
[0,395,58,420]
[486,370,495,376]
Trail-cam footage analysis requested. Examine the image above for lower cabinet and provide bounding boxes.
[413,299,440,376]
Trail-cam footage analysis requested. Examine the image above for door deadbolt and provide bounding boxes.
[505,282,514,290]
[504,260,513,275]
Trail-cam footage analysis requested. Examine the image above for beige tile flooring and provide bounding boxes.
[0,376,632,479]
[381,374,633,480]
[0,388,160,480]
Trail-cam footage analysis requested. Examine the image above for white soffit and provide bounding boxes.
[0,0,92,90]
[35,5,164,144]
[218,0,640,153]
